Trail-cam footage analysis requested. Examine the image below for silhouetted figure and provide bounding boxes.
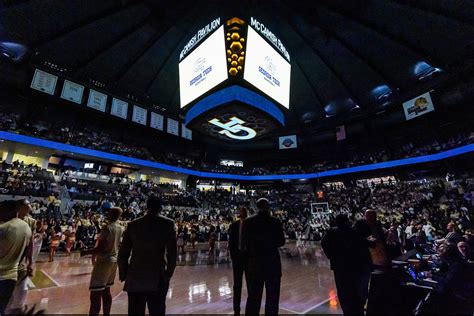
[243,198,285,315]
[81,207,124,316]
[322,214,373,315]
[229,206,249,315]
[118,196,177,316]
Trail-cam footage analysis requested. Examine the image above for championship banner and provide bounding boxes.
[403,92,434,120]
[279,135,297,149]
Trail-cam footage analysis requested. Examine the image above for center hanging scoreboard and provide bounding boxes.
[179,16,292,142]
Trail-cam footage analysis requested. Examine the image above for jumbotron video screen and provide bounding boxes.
[179,25,228,108]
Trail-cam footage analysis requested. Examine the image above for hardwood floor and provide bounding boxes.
[25,241,341,314]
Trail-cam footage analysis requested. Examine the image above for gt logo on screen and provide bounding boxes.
[208,116,257,140]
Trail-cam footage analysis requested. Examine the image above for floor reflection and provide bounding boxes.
[177,244,231,266]
[26,241,340,314]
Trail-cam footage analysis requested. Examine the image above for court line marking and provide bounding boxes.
[280,306,301,314]
[280,296,337,315]
[112,291,124,301]
[227,295,339,315]
[26,278,36,289]
[301,295,338,314]
[39,269,61,287]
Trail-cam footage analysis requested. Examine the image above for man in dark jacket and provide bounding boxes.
[243,198,285,315]
[118,196,177,316]
[321,214,373,315]
[228,206,249,315]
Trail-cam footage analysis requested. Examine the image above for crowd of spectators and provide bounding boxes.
[202,132,474,175]
[7,162,469,265]
[1,113,473,175]
[1,154,473,313]
[0,113,17,131]
[0,114,196,168]
[1,156,473,314]
[0,161,56,197]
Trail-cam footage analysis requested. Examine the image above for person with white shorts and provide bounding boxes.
[5,199,36,315]
[81,207,123,316]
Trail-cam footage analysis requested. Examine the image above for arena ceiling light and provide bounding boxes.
[0,40,29,63]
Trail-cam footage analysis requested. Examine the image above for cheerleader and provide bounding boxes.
[177,230,185,254]
[49,228,62,262]
[208,226,217,256]
[64,225,76,256]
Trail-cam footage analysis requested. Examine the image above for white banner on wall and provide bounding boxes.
[167,118,179,136]
[87,90,107,112]
[110,98,129,119]
[60,80,84,104]
[150,112,164,130]
[132,105,147,125]
[181,124,193,140]
[30,69,58,95]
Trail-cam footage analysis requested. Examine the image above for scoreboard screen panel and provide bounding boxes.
[179,25,228,108]
[244,26,291,109]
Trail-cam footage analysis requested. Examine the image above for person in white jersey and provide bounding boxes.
[0,200,32,315]
[5,199,36,314]
[81,207,123,316]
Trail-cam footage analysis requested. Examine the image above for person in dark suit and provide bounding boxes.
[243,198,285,315]
[117,196,177,316]
[228,206,249,315]
[321,214,374,315]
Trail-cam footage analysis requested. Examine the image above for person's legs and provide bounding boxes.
[89,261,115,316]
[89,290,102,316]
[358,268,371,311]
[101,262,117,316]
[0,279,17,315]
[232,261,245,315]
[147,275,170,316]
[127,292,147,315]
[264,276,281,315]
[349,272,365,315]
[33,239,43,263]
[335,269,367,315]
[245,277,264,315]
[334,269,353,314]
[5,275,29,314]
[49,247,54,262]
[101,287,112,316]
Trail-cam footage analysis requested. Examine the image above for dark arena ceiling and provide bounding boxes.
[1,0,474,148]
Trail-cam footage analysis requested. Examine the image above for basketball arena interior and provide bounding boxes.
[1,1,474,315]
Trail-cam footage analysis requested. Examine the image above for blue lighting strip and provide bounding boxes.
[184,85,285,126]
[0,131,473,181]
[0,131,201,177]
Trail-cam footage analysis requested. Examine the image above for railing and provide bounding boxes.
[1,130,473,181]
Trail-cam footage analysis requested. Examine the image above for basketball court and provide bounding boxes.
[26,242,341,314]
